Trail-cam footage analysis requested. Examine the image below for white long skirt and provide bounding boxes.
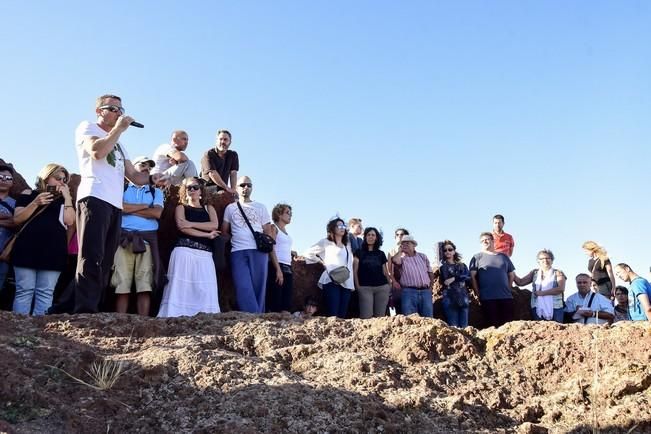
[158,247,221,317]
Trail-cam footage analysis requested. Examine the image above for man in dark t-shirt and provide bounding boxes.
[200,129,239,194]
[469,232,515,328]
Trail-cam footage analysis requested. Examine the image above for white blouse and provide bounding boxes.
[303,238,355,290]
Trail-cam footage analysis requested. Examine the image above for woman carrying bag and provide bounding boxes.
[11,163,75,315]
[303,217,354,318]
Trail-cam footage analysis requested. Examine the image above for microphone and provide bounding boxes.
[130,121,144,128]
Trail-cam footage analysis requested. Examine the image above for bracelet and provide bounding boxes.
[64,205,74,208]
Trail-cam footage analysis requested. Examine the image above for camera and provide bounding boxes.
[46,185,61,197]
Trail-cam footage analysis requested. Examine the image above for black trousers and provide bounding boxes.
[481,298,514,328]
[74,197,122,313]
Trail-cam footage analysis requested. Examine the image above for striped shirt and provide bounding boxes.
[396,252,431,288]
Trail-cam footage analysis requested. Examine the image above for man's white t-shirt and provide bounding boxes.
[223,201,271,252]
[150,143,173,175]
[75,121,129,209]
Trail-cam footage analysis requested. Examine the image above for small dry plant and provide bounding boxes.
[51,358,127,391]
[48,328,135,391]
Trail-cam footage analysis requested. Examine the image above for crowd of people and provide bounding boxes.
[1,93,651,328]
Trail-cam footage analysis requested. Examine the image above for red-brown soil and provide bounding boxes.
[1,312,650,433]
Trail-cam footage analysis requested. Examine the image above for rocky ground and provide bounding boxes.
[1,312,650,433]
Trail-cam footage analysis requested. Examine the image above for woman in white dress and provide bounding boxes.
[158,177,221,317]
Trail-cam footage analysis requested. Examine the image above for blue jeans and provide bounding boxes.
[531,307,564,323]
[231,249,268,313]
[13,267,61,316]
[442,296,469,327]
[401,287,433,317]
[323,281,352,318]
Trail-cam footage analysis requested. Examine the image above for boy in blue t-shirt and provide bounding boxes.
[614,263,651,321]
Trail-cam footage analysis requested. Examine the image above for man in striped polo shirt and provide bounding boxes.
[391,235,434,317]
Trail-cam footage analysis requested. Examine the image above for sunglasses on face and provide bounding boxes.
[395,232,405,237]
[52,175,67,182]
[186,184,201,192]
[444,248,454,252]
[99,105,125,114]
[0,175,13,182]
[336,224,347,230]
[238,183,252,188]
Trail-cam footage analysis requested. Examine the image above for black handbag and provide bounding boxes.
[236,202,275,253]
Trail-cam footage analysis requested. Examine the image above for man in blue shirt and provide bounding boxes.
[110,156,164,315]
[614,263,651,322]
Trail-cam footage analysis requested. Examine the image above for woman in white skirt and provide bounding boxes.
[158,177,221,317]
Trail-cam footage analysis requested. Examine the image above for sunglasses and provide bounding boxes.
[395,232,405,237]
[0,175,13,182]
[186,184,201,192]
[336,224,347,229]
[99,105,125,114]
[52,175,67,182]
[444,248,455,252]
[238,183,252,188]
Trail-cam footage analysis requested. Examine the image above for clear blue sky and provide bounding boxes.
[2,1,650,292]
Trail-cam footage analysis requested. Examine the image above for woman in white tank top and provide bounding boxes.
[267,204,294,312]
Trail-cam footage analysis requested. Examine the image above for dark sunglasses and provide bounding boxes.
[444,248,455,252]
[186,184,201,191]
[99,105,125,114]
[52,175,68,182]
[238,183,252,188]
[0,175,13,182]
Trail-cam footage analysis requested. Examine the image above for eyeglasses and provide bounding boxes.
[99,105,125,114]
[444,248,455,252]
[538,257,551,261]
[52,175,67,182]
[395,232,405,237]
[238,183,252,188]
[0,175,13,182]
[336,224,347,230]
[186,184,201,191]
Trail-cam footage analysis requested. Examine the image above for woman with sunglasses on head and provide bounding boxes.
[11,164,75,315]
[582,240,616,299]
[353,227,392,319]
[514,249,566,322]
[158,177,220,317]
[439,240,471,327]
[303,217,355,318]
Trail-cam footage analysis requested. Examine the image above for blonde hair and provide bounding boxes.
[35,164,69,191]
[582,240,608,267]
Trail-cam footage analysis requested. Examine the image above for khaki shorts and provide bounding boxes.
[111,244,153,294]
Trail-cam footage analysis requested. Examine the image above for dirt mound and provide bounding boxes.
[1,312,650,433]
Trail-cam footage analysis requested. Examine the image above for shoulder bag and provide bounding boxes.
[236,201,275,253]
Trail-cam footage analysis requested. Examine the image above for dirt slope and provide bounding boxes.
[1,312,650,433]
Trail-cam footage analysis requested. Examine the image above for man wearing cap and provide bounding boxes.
[151,130,198,186]
[53,94,164,314]
[391,235,435,317]
[109,156,164,316]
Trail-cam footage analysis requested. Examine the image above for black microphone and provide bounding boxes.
[130,121,144,128]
